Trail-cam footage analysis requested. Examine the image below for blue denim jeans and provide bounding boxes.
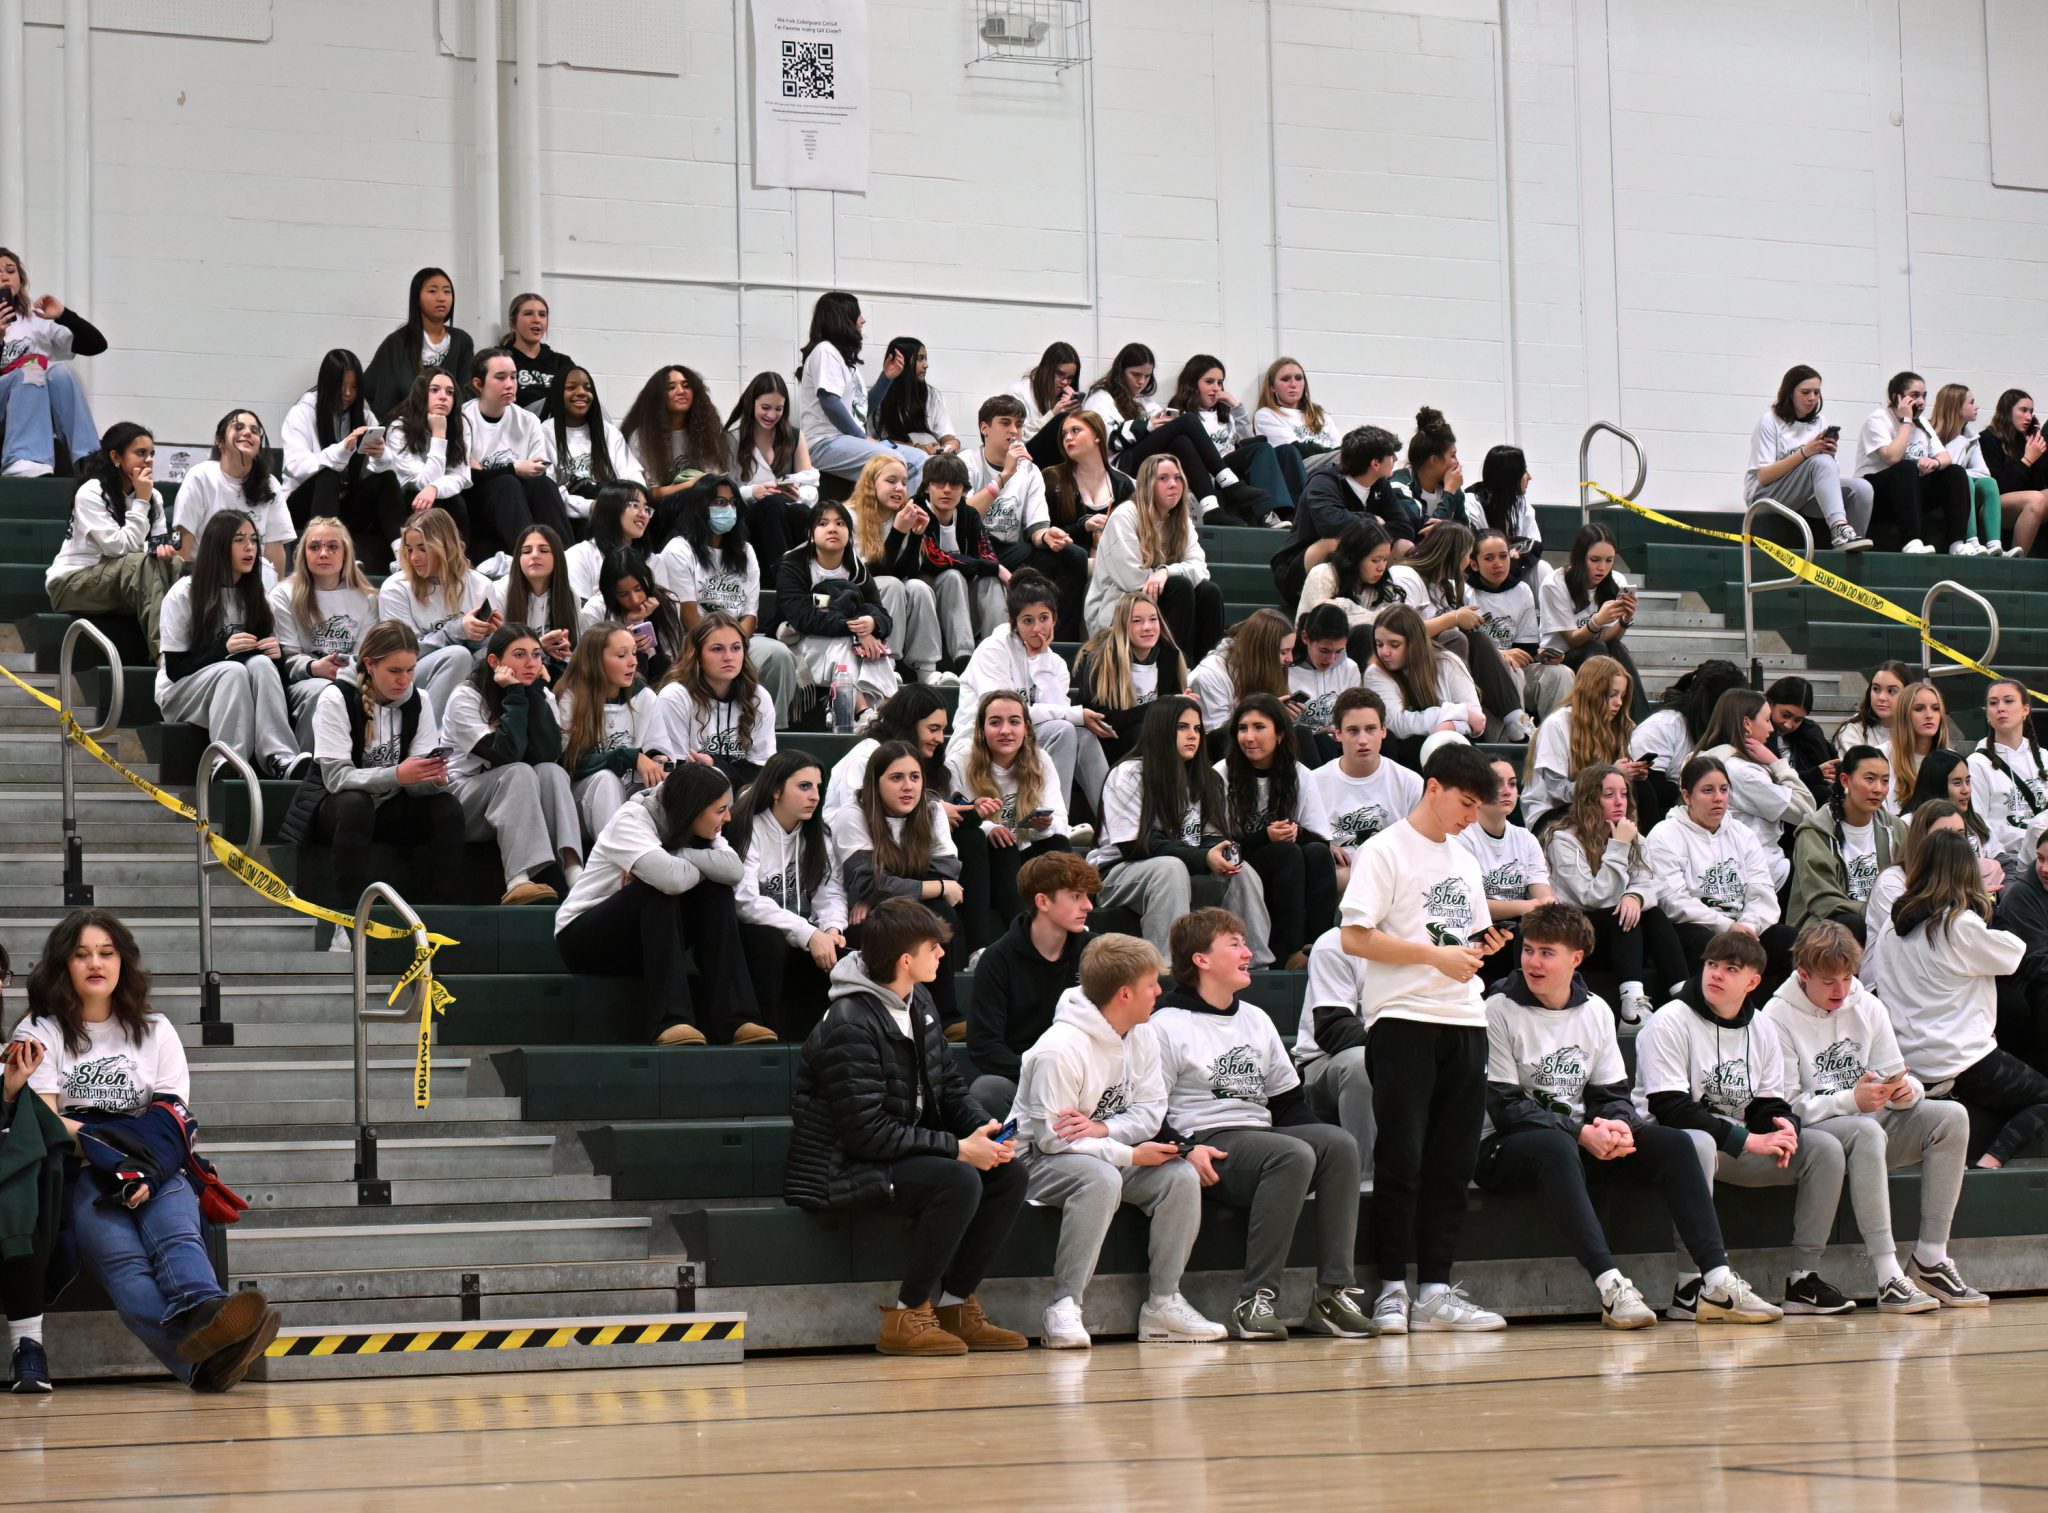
[68,1169,224,1382]
[0,363,101,471]
[809,429,926,490]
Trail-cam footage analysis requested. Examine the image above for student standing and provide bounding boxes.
[0,247,105,479]
[363,266,475,418]
[962,851,1097,1118]
[269,517,379,746]
[44,422,182,655]
[795,292,926,491]
[280,349,395,555]
[376,507,492,718]
[370,370,473,545]
[1744,365,1875,551]
[1311,688,1423,890]
[556,623,671,842]
[1788,746,1901,941]
[1084,455,1226,663]
[1542,763,1687,1023]
[464,347,573,556]
[174,409,292,581]
[1339,740,1515,1333]
[502,292,573,417]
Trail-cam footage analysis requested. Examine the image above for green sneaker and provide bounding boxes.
[1229,1288,1287,1341]
[1301,1286,1380,1339]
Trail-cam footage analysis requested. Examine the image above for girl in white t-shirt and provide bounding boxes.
[946,690,1072,950]
[377,507,492,718]
[652,473,801,714]
[547,365,644,513]
[1744,364,1874,552]
[1930,383,2011,556]
[269,516,380,744]
[794,292,926,491]
[44,423,182,654]
[557,621,671,842]
[174,408,292,582]
[720,372,817,632]
[370,369,473,547]
[1854,370,1970,555]
[1540,522,1646,721]
[656,611,777,790]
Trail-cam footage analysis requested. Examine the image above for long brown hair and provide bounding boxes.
[1931,383,1975,446]
[1372,603,1442,715]
[959,691,1046,819]
[21,909,153,1056]
[560,622,633,774]
[660,611,761,755]
[1043,409,1114,531]
[1553,761,1640,874]
[1893,829,1991,940]
[1220,608,1292,702]
[858,740,939,884]
[621,364,729,483]
[1081,591,1186,710]
[1130,454,1192,568]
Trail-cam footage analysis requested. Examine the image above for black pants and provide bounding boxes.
[1565,635,1650,722]
[1674,920,1794,988]
[846,893,963,1026]
[994,536,1091,643]
[1996,971,2048,1078]
[1025,418,1068,472]
[1866,457,1970,551]
[311,789,466,906]
[1157,573,1226,665]
[1818,908,1869,948]
[1948,1048,2048,1165]
[1366,1018,1487,1283]
[554,878,759,1042]
[1446,628,1523,727]
[1475,1125,1728,1280]
[738,922,834,1041]
[468,471,576,559]
[1113,412,1231,500]
[1239,836,1336,962]
[740,496,809,636]
[287,468,402,573]
[1206,439,1287,524]
[385,491,471,556]
[1,1251,49,1322]
[955,826,1070,953]
[886,1152,1029,1308]
[1585,902,1689,999]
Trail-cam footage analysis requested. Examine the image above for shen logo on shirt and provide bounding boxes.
[1531,1044,1589,1113]
[312,614,358,657]
[362,736,403,769]
[1091,1081,1131,1122]
[1700,1057,1753,1120]
[1811,1037,1866,1092]
[1206,1046,1269,1106]
[982,493,1021,542]
[63,1054,149,1113]
[1334,803,1392,848]
[1481,861,1526,900]
[1699,859,1747,915]
[1422,876,1477,947]
[700,572,747,617]
[1478,610,1515,649]
[1846,852,1880,901]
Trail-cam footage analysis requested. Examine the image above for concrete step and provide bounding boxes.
[210,1134,565,1183]
[0,852,231,887]
[0,821,203,853]
[188,1058,475,1103]
[227,1216,656,1270]
[204,1094,525,1127]
[249,1311,744,1380]
[0,915,318,964]
[0,883,245,912]
[263,1288,689,1329]
[177,1018,421,1050]
[152,979,402,1025]
[240,1172,615,1211]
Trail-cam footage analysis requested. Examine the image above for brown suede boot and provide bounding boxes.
[934,1296,1028,1351]
[877,1301,967,1357]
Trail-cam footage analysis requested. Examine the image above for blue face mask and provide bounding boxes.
[708,504,738,535]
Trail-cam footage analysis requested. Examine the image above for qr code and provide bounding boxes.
[781,39,835,99]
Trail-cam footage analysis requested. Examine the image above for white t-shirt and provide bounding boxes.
[1483,987,1626,1123]
[1148,999,1299,1139]
[16,1012,190,1113]
[1469,580,1538,650]
[799,342,866,453]
[1340,818,1491,1029]
[462,399,554,473]
[1856,407,1932,479]
[1631,1001,1786,1125]
[1295,925,1369,1062]
[1458,821,1550,901]
[1745,408,1831,503]
[655,539,762,621]
[268,580,379,667]
[1839,819,1880,903]
[961,446,1050,548]
[1312,759,1423,852]
[174,462,295,547]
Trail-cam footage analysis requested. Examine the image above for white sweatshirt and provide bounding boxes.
[555,790,742,932]
[1287,657,1362,735]
[735,809,849,946]
[1194,403,1254,451]
[1545,827,1656,911]
[1015,987,1170,1164]
[1254,405,1338,451]
[1361,657,1481,740]
[1312,758,1422,852]
[46,482,169,587]
[1643,808,1780,932]
[1630,708,1694,782]
[174,462,294,547]
[1760,974,1922,1124]
[727,428,819,505]
[462,398,555,472]
[835,798,961,891]
[1148,997,1298,1139]
[372,424,471,498]
[655,682,777,768]
[281,393,381,495]
[1484,982,1627,1122]
[268,579,379,679]
[949,626,1086,769]
[378,569,490,652]
[1700,742,1815,890]
[1084,500,1210,632]
[946,745,1070,838]
[1083,388,1161,454]
[823,736,883,838]
[1967,734,2048,865]
[1188,642,1247,735]
[1525,709,1581,820]
[1873,904,2024,1083]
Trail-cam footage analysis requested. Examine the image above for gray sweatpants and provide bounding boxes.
[573,768,642,845]
[969,1074,1018,1119]
[1096,855,1274,968]
[874,576,941,671]
[158,657,298,771]
[1809,1100,1969,1260]
[1304,1047,1375,1180]
[749,634,798,718]
[1036,717,1110,817]
[414,644,477,721]
[286,673,356,750]
[1677,1124,1846,1272]
[1762,453,1875,535]
[451,761,582,886]
[1025,1151,1202,1304]
[933,571,1006,661]
[1205,1122,1360,1296]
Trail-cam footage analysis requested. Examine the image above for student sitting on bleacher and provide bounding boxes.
[1462,757,1554,985]
[1388,521,1533,743]
[1643,755,1795,984]
[796,292,927,494]
[886,451,1005,663]
[1854,371,1969,556]
[0,938,57,1394]
[1217,693,1335,971]
[1294,923,1375,1177]
[1888,679,1959,809]
[555,762,771,1047]
[156,511,308,781]
[368,370,473,544]
[1191,608,1298,757]
[12,909,283,1391]
[724,370,820,527]
[784,897,1029,1357]
[821,684,953,834]
[1788,746,1900,943]
[1526,656,1641,829]
[1083,454,1226,664]
[1468,528,1569,725]
[463,347,574,558]
[1465,446,1546,582]
[1088,696,1274,967]
[556,622,670,842]
[1744,364,1874,553]
[1073,590,1189,769]
[1539,523,1645,720]
[1994,818,2048,1076]
[1763,676,1838,805]
[1860,800,1965,991]
[657,611,776,789]
[840,741,967,1036]
[269,516,379,748]
[848,454,947,686]
[1833,659,1909,760]
[963,851,1097,1119]
[1632,658,1745,818]
[644,474,797,713]
[1977,389,2048,555]
[1360,604,1484,767]
[1296,518,1401,669]
[485,524,577,678]
[44,421,182,656]
[569,480,654,603]
[1151,908,1375,1341]
[0,246,103,480]
[775,498,899,715]
[1903,749,2006,895]
[1691,687,1817,893]
[1010,340,1084,470]
[174,409,291,582]
[362,266,475,419]
[732,752,848,1041]
[1480,903,1772,1330]
[1542,763,1687,1025]
[1311,687,1422,892]
[1083,341,1263,525]
[1253,356,1340,497]
[1015,934,1228,1347]
[1165,355,1288,526]
[548,366,644,512]
[1967,679,2048,870]
[1288,603,1362,765]
[377,506,492,718]
[1273,426,1405,613]
[292,620,463,913]
[586,547,682,686]
[1387,407,1464,536]
[947,691,1072,954]
[963,395,1091,641]
[441,626,581,906]
[1039,409,1132,554]
[624,364,733,518]
[280,349,394,559]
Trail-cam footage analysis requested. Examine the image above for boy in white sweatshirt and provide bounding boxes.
[1760,921,1978,1310]
[1014,935,1227,1348]
[1311,688,1422,892]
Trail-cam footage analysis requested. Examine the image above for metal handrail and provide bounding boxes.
[1577,420,1651,529]
[57,619,122,906]
[1920,580,2000,680]
[1741,497,1814,686]
[193,742,262,1046]
[351,881,431,1206]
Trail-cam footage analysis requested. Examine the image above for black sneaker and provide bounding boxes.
[9,1339,51,1393]
[1782,1273,1856,1315]
[1665,1275,1702,1322]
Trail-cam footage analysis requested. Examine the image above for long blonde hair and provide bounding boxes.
[1888,680,1957,801]
[960,690,1046,818]
[1930,383,1974,446]
[397,507,471,605]
[285,515,373,634]
[1130,454,1191,569]
[1081,591,1186,710]
[847,453,907,566]
[1255,356,1325,436]
[559,622,632,774]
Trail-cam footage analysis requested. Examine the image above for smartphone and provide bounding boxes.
[474,601,491,619]
[1220,841,1241,867]
[422,746,454,763]
[996,1118,1018,1144]
[2030,418,2041,437]
[1822,425,1840,442]
[360,425,386,448]
[1024,807,1054,827]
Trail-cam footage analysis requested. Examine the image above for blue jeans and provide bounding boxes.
[68,1169,224,1383]
[809,429,926,490]
[1,364,101,471]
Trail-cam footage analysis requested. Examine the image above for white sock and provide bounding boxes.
[1417,1282,1449,1303]
[1872,1253,1905,1285]
[563,861,583,886]
[1702,1265,1733,1293]
[1786,1268,1812,1284]
[1912,1241,1948,1268]
[1376,1280,1408,1303]
[507,869,533,889]
[937,1291,965,1308]
[1620,980,1644,1000]
[7,1316,42,1348]
[1593,1267,1623,1294]
[1215,467,1241,489]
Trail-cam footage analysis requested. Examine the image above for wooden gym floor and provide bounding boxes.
[6,1297,2048,1511]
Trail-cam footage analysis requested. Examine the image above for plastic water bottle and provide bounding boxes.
[829,662,857,732]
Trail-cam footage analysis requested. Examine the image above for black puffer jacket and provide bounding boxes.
[784,954,989,1210]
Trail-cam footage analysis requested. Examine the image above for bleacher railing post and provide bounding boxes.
[193,742,260,1048]
[57,618,122,906]
[1740,497,1813,688]
[1920,580,1999,682]
[351,880,431,1206]
[1577,421,1650,530]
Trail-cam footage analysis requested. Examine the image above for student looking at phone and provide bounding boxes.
[1745,365,1874,553]
[1539,523,1648,721]
[1009,340,1086,469]
[1855,370,1970,556]
[280,348,398,560]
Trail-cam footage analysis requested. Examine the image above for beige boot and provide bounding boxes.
[729,1022,779,1045]
[934,1296,1028,1352]
[877,1301,967,1357]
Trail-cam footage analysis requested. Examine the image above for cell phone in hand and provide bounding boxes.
[360,425,386,448]
[996,1118,1018,1144]
[1220,841,1241,866]
[1822,425,1840,441]
[1024,807,1054,827]
[423,746,454,763]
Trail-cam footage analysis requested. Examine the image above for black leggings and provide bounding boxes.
[885,1153,1029,1307]
[1674,920,1795,987]
[288,468,402,573]
[310,789,466,907]
[554,878,759,1042]
[1113,412,1231,500]
[1866,457,1970,551]
[995,536,1090,643]
[1157,574,1227,665]
[1948,1048,2048,1166]
[1584,902,1689,999]
[468,471,576,559]
[737,922,834,1042]
[384,491,470,556]
[1238,835,1336,962]
[741,496,809,636]
[954,827,1071,953]
[1475,1124,1728,1280]
[1996,970,2048,1078]
[1,1253,48,1322]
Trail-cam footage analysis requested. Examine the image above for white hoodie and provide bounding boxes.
[1700,743,1814,890]
[1360,656,1482,741]
[1872,903,2024,1083]
[1643,808,1780,933]
[1759,973,1923,1125]
[1287,656,1362,735]
[1084,499,1211,633]
[1966,735,2048,865]
[1014,986,1170,1167]
[1545,826,1657,911]
[735,809,849,947]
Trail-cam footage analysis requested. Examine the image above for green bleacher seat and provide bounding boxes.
[16,610,148,673]
[0,561,48,619]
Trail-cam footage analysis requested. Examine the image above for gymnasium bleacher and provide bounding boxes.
[3,451,2043,1378]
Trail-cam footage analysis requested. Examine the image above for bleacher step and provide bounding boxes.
[238,1173,615,1211]
[210,1134,564,1183]
[188,1058,476,1103]
[227,1216,656,1270]
[249,1311,744,1381]
[204,1095,525,1127]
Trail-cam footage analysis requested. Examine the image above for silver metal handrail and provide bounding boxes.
[57,618,122,906]
[1920,580,2000,681]
[1577,420,1651,529]
[1741,497,1814,685]
[351,881,432,1206]
[194,742,262,1045]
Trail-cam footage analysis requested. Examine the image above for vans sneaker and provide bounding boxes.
[1875,1276,1941,1315]
[1828,522,1873,552]
[1908,1256,1989,1307]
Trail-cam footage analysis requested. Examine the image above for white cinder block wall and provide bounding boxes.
[11,0,2048,512]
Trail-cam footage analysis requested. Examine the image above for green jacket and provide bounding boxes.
[0,1093,71,1262]
[1788,804,1902,932]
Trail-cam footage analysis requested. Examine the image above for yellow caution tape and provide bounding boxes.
[1585,483,2048,705]
[0,660,459,1106]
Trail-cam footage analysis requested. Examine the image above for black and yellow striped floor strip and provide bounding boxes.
[266,1316,745,1358]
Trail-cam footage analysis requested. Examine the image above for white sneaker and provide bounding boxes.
[1410,1283,1506,1332]
[1214,467,1242,490]
[964,947,985,973]
[1,459,53,479]
[1599,1274,1656,1330]
[917,667,958,687]
[1065,823,1095,850]
[2007,544,2029,558]
[1618,987,1651,1026]
[1501,710,1533,743]
[1902,538,1936,555]
[1696,1272,1783,1325]
[1041,1296,1091,1349]
[1138,1292,1226,1342]
[1949,540,1981,557]
[1371,1288,1410,1336]
[1261,512,1288,531]
[327,929,354,956]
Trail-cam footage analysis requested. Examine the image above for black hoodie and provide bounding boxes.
[964,914,1092,1080]
[1152,985,1316,1137]
[1644,981,1800,1157]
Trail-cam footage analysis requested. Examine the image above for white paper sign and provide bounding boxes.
[750,0,869,193]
